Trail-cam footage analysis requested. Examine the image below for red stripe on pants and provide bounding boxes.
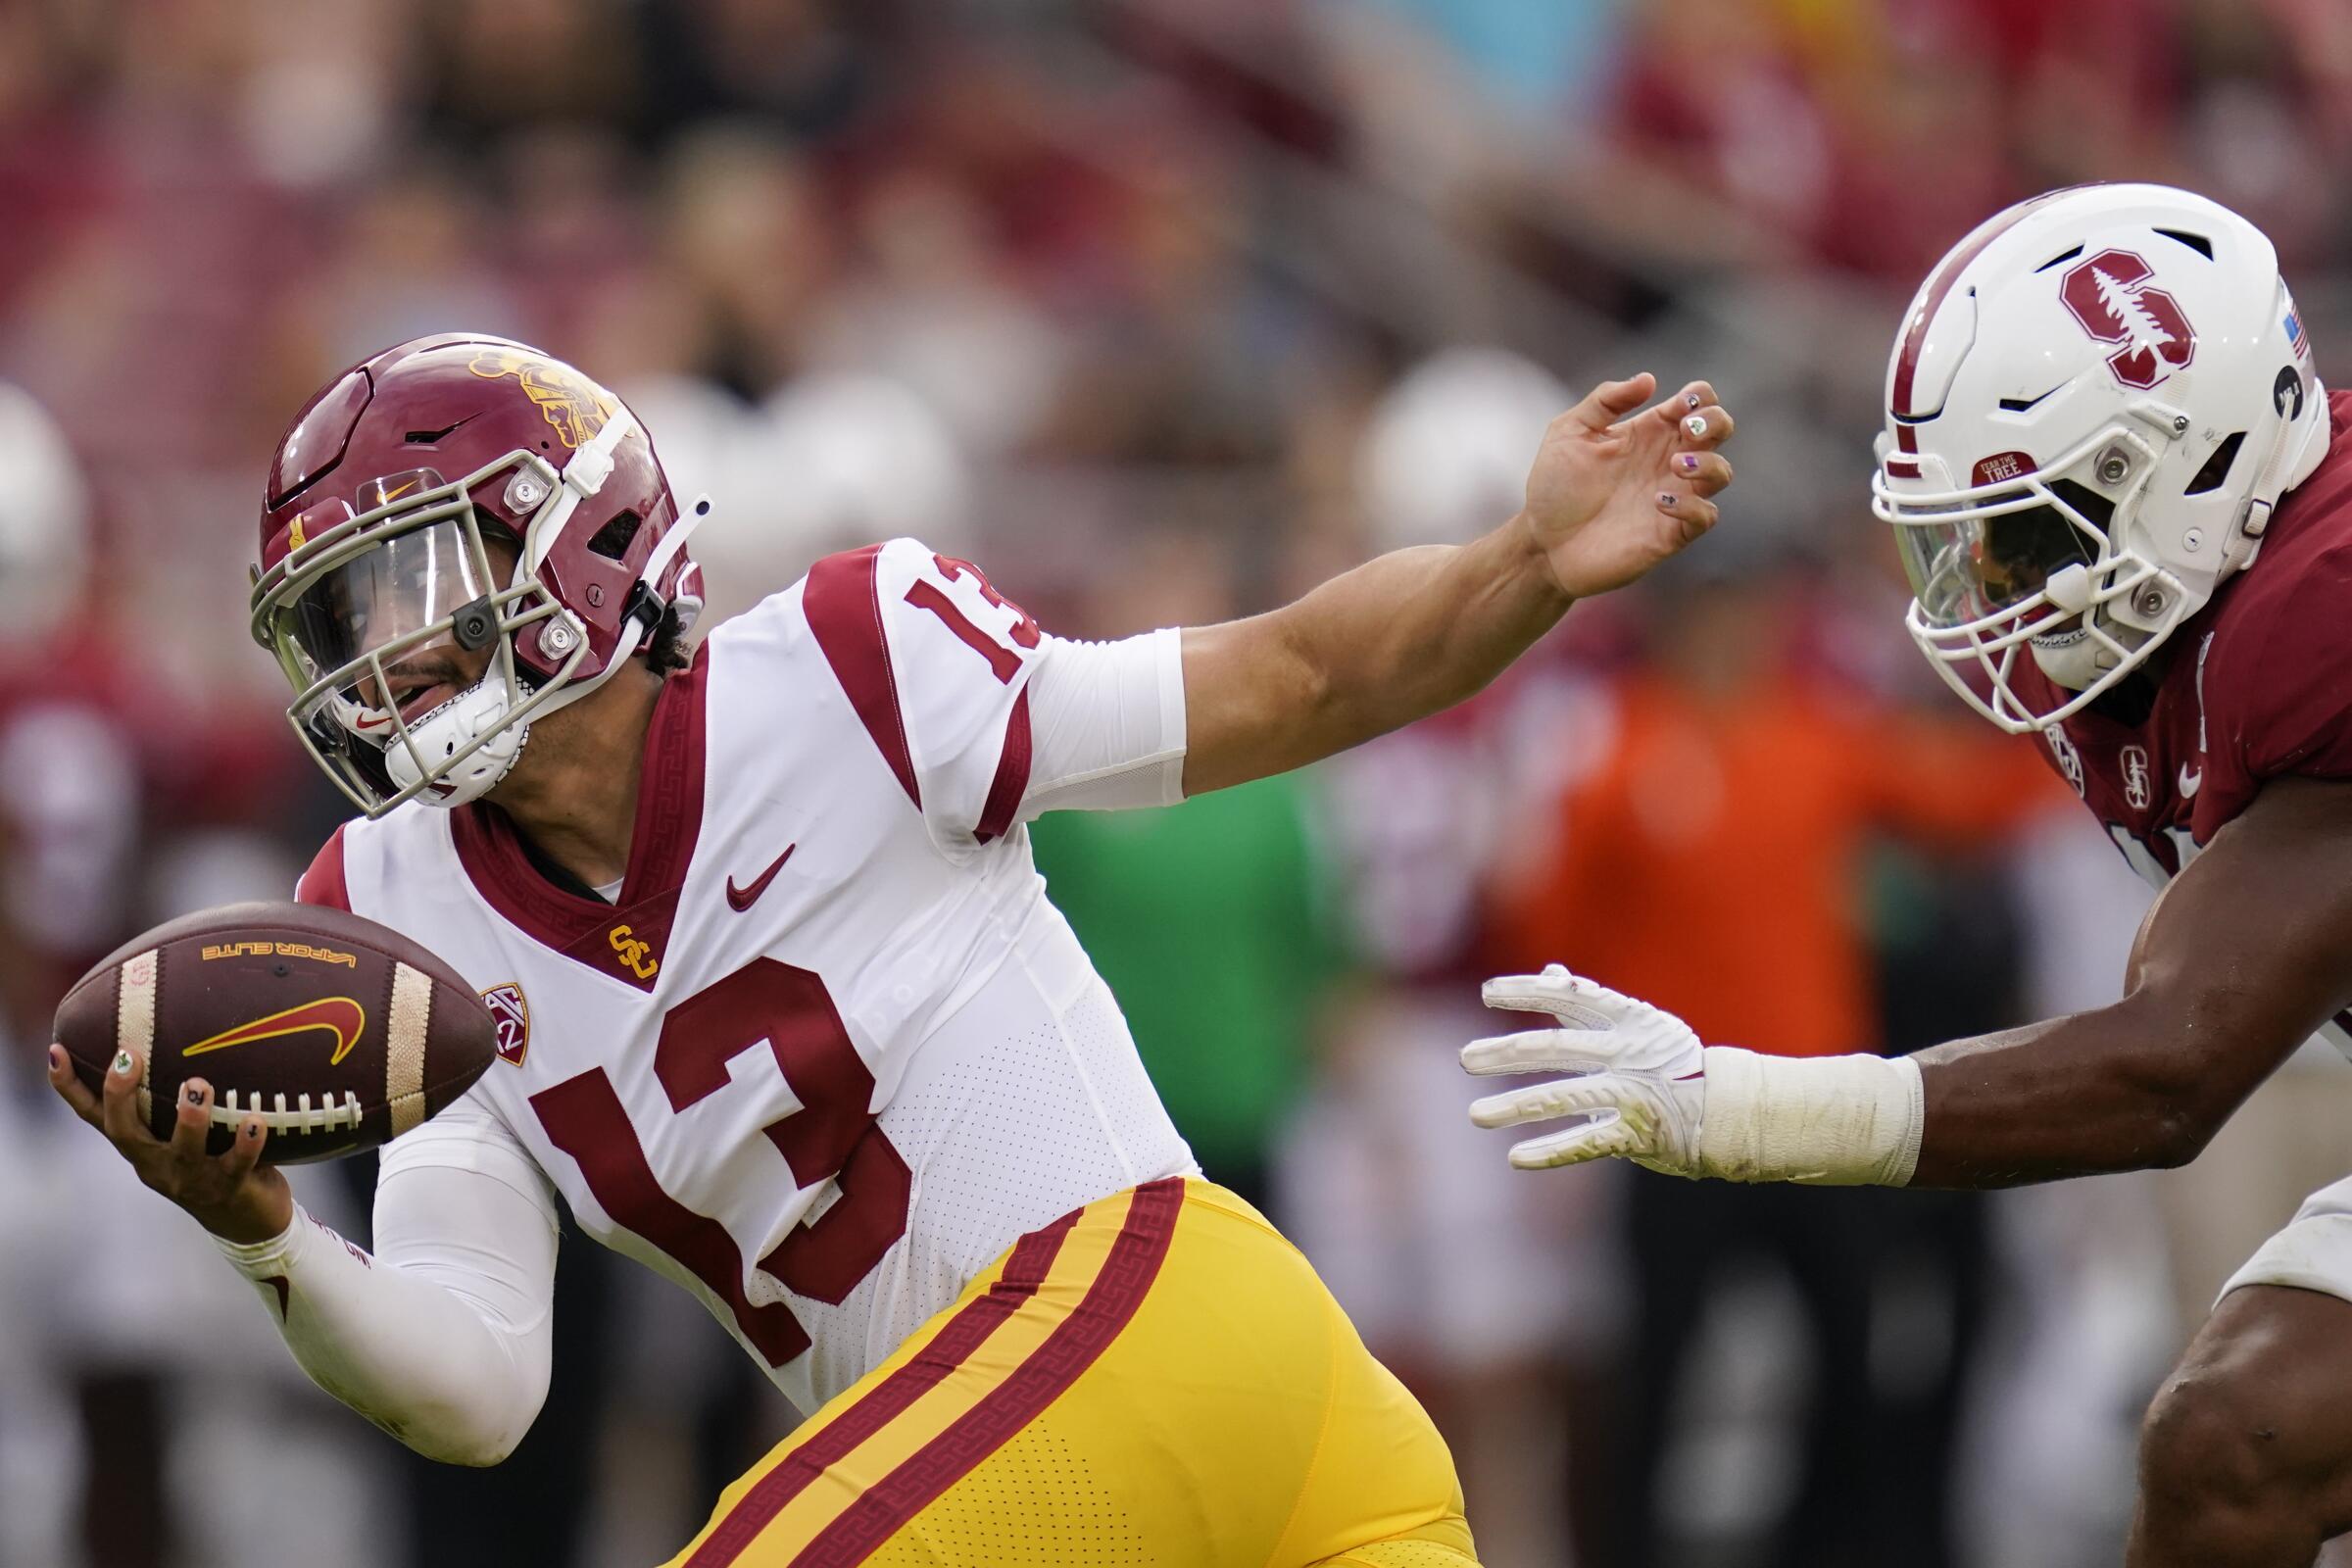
[787,1178,1186,1567]
[681,1205,1084,1566]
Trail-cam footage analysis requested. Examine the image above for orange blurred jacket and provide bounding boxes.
[1494,673,2065,1057]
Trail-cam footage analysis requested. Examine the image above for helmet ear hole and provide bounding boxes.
[2184,431,2247,496]
[2047,477,2116,531]
[586,509,642,562]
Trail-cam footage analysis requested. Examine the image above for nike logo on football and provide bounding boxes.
[2179,763,2203,798]
[183,997,368,1066]
[726,845,796,911]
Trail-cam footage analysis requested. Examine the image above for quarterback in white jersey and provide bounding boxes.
[49,333,1734,1565]
[309,538,1198,1414]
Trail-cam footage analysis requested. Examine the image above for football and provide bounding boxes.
[53,900,497,1164]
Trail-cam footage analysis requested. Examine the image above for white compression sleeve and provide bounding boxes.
[1691,1047,1926,1187]
[214,1113,558,1465]
[1019,626,1189,818]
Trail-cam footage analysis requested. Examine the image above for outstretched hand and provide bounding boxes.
[1521,374,1736,601]
[1461,964,1708,1174]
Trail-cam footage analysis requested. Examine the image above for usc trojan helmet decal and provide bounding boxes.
[466,348,617,449]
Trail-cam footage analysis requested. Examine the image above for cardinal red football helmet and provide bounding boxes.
[250,334,706,815]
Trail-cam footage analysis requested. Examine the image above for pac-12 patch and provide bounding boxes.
[481,983,531,1067]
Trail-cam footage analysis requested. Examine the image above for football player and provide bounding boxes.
[1458,182,2352,1567]
[46,333,1734,1564]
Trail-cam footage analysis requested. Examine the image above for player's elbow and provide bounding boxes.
[407,1426,517,1468]
[1267,617,1339,729]
[2084,997,2241,1172]
[366,1343,547,1467]
[389,1396,538,1467]
[2140,1102,2221,1170]
[2120,1057,2232,1171]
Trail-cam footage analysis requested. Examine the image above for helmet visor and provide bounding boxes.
[283,517,498,679]
[1894,487,2105,631]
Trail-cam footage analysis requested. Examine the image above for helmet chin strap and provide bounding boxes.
[2029,634,2107,692]
[2027,564,2100,691]
[382,675,530,808]
[2029,553,2179,693]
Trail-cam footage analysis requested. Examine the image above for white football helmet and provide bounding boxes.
[1873,182,2329,731]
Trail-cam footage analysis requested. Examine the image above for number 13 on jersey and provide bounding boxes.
[529,958,910,1366]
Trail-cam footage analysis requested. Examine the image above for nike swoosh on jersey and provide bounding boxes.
[726,844,797,911]
[2179,764,2203,798]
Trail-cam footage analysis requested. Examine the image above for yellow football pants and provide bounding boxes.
[662,1177,1479,1567]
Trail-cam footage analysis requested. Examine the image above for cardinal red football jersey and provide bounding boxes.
[2019,387,2352,1042]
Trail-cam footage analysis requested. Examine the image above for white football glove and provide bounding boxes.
[1461,964,1708,1175]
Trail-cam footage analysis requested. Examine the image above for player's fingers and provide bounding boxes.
[1651,381,1718,427]
[1469,1071,1638,1130]
[219,1116,269,1183]
[1569,372,1658,430]
[1657,489,1720,545]
[1481,966,1631,1030]
[1669,451,1735,497]
[1675,404,1735,449]
[1461,1029,1613,1077]
[169,1079,214,1162]
[99,1046,158,1148]
[1509,1116,1641,1171]
[46,1045,102,1127]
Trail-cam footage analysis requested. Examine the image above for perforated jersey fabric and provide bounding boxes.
[1316,1539,1484,1568]
[825,958,1196,1399]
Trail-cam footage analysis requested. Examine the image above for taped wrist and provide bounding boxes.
[1693,1047,1925,1187]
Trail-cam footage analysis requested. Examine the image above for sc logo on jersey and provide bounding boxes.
[609,923,660,981]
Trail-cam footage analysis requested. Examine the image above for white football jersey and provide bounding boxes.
[298,539,1198,1411]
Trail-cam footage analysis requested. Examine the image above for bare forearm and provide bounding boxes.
[1183,517,1567,793]
[1908,1003,2258,1187]
[1291,517,1572,722]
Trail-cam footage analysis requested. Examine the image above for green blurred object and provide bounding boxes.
[1031,774,1348,1197]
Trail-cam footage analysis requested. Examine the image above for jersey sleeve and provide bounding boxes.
[806,537,1187,856]
[375,1085,562,1231]
[295,823,352,909]
[1018,627,1187,819]
[212,1095,557,1465]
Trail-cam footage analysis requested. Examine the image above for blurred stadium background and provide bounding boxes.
[4,0,2352,1564]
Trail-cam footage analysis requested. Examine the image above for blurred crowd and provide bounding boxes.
[6,0,2352,1564]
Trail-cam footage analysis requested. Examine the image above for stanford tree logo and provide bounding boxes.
[2060,250,2195,391]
